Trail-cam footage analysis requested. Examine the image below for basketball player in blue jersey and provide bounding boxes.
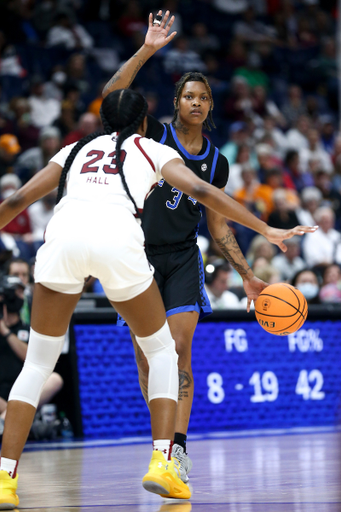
[102,10,309,482]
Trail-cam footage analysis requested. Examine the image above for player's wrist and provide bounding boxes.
[141,44,157,57]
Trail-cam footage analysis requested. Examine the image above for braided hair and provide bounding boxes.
[172,72,216,131]
[56,89,148,218]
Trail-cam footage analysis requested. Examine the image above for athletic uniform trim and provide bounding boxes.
[160,124,167,144]
[210,147,219,184]
[134,136,155,171]
[170,124,210,160]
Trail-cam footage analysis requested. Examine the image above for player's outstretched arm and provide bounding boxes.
[0,162,62,230]
[103,10,177,98]
[206,208,268,312]
[161,159,318,248]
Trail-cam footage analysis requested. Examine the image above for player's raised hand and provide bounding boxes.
[264,225,319,252]
[145,10,177,51]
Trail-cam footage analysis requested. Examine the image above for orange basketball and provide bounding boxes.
[255,283,308,336]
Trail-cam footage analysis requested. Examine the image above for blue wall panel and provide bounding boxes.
[74,320,341,438]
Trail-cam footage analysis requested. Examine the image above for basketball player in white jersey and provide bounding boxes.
[0,89,317,509]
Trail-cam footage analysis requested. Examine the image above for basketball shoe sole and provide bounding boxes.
[142,451,191,499]
[0,471,19,510]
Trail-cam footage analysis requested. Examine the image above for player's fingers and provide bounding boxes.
[148,12,153,27]
[277,241,287,252]
[166,14,175,30]
[165,30,177,42]
[247,298,251,313]
[160,10,169,28]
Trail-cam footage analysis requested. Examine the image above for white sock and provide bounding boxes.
[0,457,18,478]
[153,439,173,461]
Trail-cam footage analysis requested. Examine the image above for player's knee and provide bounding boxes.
[174,338,192,370]
[49,372,64,393]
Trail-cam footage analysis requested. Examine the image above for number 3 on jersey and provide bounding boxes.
[80,149,127,175]
[163,184,197,210]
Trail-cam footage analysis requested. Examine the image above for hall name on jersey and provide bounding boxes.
[85,176,109,185]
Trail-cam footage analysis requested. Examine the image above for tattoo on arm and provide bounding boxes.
[214,228,252,279]
[103,54,146,95]
[178,370,192,400]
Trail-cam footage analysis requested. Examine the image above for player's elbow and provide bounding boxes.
[190,182,211,202]
[7,190,25,210]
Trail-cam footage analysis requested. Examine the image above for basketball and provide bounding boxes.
[255,283,308,336]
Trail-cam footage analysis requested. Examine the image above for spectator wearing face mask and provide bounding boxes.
[319,263,341,303]
[292,269,321,304]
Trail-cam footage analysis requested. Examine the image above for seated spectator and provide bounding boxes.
[189,22,220,56]
[223,75,253,123]
[296,186,322,226]
[0,134,21,177]
[0,275,63,434]
[302,206,341,267]
[281,85,307,127]
[163,36,206,77]
[233,5,277,44]
[204,259,241,310]
[267,188,299,230]
[284,149,314,192]
[15,126,61,184]
[28,76,61,129]
[313,169,341,229]
[254,115,287,158]
[319,114,335,155]
[246,234,276,266]
[255,143,278,183]
[7,257,33,324]
[264,168,299,209]
[253,262,281,285]
[64,53,90,100]
[286,114,310,152]
[63,112,99,146]
[26,190,57,246]
[52,100,77,140]
[44,65,67,102]
[234,166,274,220]
[219,121,255,166]
[272,237,306,282]
[118,0,147,38]
[0,174,31,237]
[46,11,94,50]
[299,128,333,174]
[319,263,341,303]
[1,97,40,152]
[225,144,251,196]
[291,268,321,304]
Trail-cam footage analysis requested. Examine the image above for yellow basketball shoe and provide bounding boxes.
[0,470,19,509]
[142,451,191,500]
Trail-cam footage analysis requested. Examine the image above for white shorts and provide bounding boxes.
[34,202,154,302]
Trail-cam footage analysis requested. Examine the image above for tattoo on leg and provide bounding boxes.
[178,370,192,400]
[139,372,149,405]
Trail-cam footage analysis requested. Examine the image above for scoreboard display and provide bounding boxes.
[71,309,341,438]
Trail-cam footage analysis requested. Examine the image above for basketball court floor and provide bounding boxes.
[11,428,341,511]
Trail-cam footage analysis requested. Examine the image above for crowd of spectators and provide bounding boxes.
[0,0,340,308]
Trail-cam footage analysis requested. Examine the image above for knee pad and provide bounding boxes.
[136,321,178,402]
[9,328,65,408]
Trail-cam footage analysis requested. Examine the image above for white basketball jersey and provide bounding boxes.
[51,132,182,215]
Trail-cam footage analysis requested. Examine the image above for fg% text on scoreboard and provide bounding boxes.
[188,319,341,432]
